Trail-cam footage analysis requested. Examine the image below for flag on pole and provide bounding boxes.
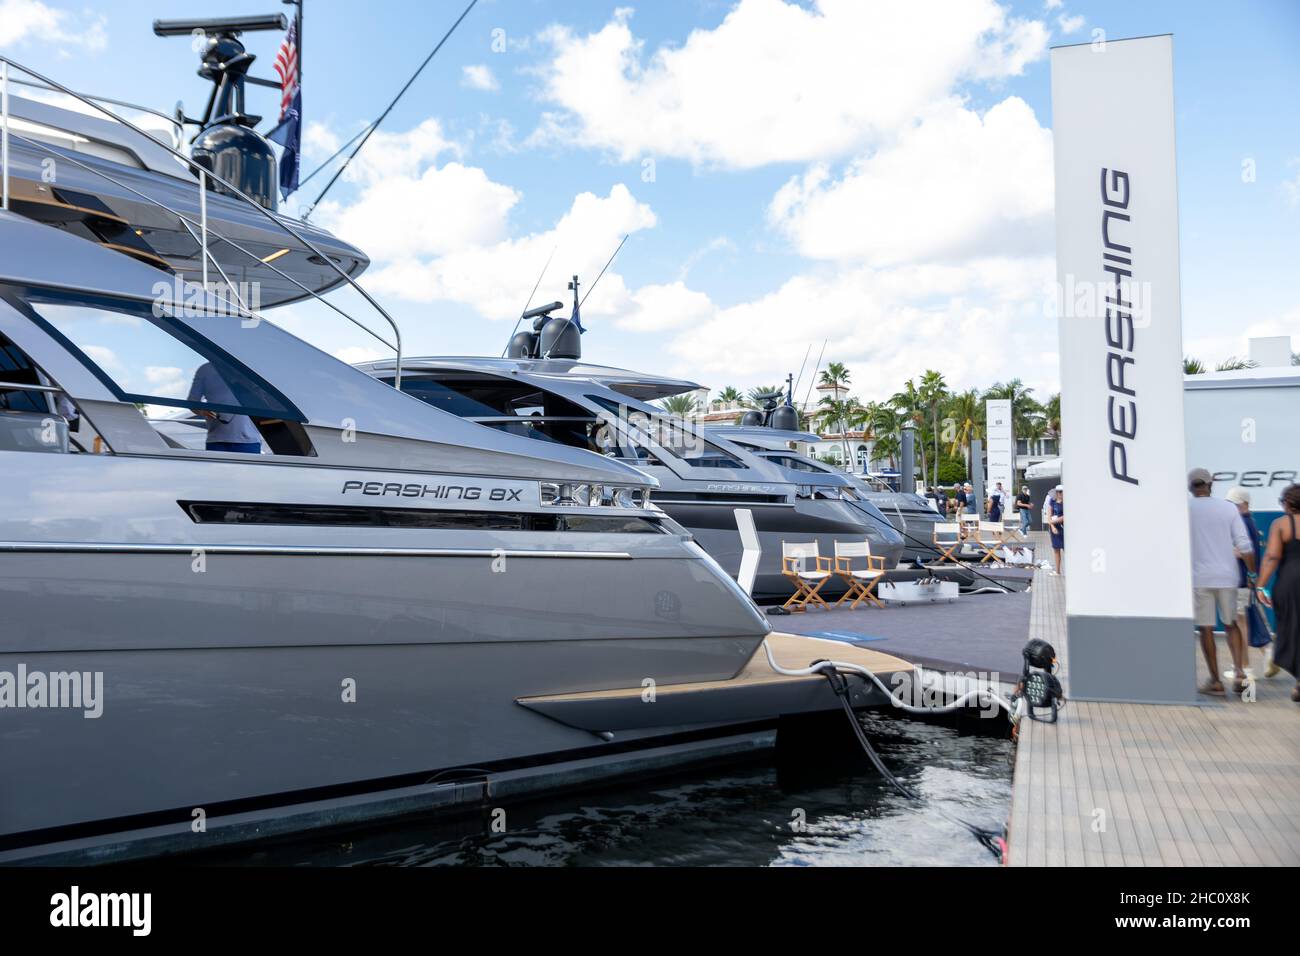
[267,19,301,200]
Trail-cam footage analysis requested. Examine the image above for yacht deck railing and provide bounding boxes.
[0,54,404,386]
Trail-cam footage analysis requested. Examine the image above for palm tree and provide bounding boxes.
[918,369,948,487]
[984,378,1042,440]
[1185,355,1260,375]
[1043,392,1061,455]
[745,385,783,408]
[819,361,851,392]
[716,386,744,408]
[817,395,864,466]
[864,402,902,470]
[887,379,929,483]
[1215,356,1259,371]
[945,388,984,477]
[659,394,697,417]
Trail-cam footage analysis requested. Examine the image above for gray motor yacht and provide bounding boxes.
[356,346,906,599]
[0,38,939,865]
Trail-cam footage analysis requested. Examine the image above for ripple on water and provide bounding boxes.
[228,711,1014,868]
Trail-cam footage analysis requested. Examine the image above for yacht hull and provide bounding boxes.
[656,497,906,600]
[0,455,768,853]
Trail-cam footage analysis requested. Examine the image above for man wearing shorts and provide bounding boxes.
[1188,468,1255,696]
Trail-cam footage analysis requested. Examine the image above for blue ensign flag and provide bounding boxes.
[267,21,301,199]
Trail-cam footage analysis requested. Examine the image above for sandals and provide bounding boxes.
[1291,684,1300,703]
[1198,680,1226,697]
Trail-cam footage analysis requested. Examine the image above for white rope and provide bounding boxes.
[762,640,1013,714]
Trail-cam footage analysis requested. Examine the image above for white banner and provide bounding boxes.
[1051,35,1192,620]
[985,399,1015,507]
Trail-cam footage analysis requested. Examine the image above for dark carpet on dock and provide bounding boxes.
[763,576,1034,677]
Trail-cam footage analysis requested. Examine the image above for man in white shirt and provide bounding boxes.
[1188,467,1255,696]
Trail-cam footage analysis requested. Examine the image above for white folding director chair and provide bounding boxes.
[833,540,886,609]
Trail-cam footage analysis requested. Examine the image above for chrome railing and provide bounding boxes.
[0,54,404,387]
[3,73,185,148]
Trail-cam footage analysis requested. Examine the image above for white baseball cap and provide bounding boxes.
[1225,487,1251,507]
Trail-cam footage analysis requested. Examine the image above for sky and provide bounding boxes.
[2,0,1298,406]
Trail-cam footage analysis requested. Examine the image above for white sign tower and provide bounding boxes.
[1051,34,1195,703]
[985,399,1015,510]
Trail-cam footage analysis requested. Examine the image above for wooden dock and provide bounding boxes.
[1008,569,1300,866]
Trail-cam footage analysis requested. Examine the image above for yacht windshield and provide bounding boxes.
[9,286,302,422]
[391,373,614,455]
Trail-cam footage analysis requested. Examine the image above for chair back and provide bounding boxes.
[978,521,1004,538]
[783,541,820,560]
[833,539,871,559]
[934,522,962,542]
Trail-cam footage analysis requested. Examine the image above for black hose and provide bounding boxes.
[821,670,1003,860]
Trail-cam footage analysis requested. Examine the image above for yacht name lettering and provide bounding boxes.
[1101,167,1139,486]
[341,481,523,501]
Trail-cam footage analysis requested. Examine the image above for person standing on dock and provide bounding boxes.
[1255,483,1300,702]
[989,482,1007,522]
[1016,485,1034,535]
[1188,468,1254,697]
[1226,487,1267,680]
[1046,485,1064,575]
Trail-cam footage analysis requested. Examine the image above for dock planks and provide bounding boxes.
[1008,569,1300,866]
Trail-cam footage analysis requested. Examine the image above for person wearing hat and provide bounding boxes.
[1188,468,1254,696]
[1225,487,1269,679]
[1046,484,1064,575]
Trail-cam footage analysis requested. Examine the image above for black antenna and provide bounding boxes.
[578,234,628,309]
[502,245,557,357]
[802,339,827,411]
[302,0,478,219]
[791,342,812,398]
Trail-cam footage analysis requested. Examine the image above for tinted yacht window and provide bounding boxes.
[0,332,49,413]
[11,288,302,422]
[585,395,747,470]
[764,453,832,474]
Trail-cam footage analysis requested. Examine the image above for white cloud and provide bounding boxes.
[533,0,1049,169]
[1057,13,1085,34]
[1184,309,1299,369]
[356,180,657,325]
[663,257,1060,399]
[0,0,106,51]
[461,64,499,92]
[1283,160,1300,208]
[143,365,187,398]
[768,97,1054,266]
[332,345,389,365]
[308,120,502,262]
[614,281,717,332]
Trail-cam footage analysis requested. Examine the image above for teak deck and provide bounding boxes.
[1008,570,1300,866]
